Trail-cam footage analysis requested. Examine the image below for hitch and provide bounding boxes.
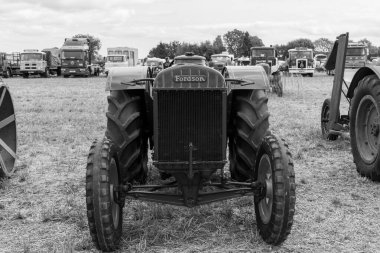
[113,183,132,207]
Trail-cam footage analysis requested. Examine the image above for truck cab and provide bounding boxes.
[209,54,233,71]
[104,55,129,76]
[251,46,279,74]
[345,42,368,68]
[288,47,314,76]
[61,38,91,77]
[20,49,49,78]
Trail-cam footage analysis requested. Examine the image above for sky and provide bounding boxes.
[1,0,380,58]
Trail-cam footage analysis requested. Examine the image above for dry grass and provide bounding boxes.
[0,73,379,252]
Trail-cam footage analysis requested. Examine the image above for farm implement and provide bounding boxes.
[86,53,296,251]
[321,32,380,181]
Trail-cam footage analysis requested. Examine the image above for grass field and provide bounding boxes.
[0,73,380,253]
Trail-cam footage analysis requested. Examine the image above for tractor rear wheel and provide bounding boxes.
[254,134,295,245]
[86,138,122,251]
[106,90,148,184]
[229,89,269,181]
[321,98,339,141]
[350,74,380,181]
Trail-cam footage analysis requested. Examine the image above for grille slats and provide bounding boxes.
[156,90,224,162]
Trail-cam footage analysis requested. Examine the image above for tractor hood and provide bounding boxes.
[105,66,149,91]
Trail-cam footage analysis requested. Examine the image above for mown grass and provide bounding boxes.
[0,73,379,252]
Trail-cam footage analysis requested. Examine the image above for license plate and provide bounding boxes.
[70,70,75,73]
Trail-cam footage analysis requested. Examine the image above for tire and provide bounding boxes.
[349,74,380,181]
[57,68,61,76]
[229,89,269,181]
[321,98,339,141]
[43,68,50,78]
[63,75,69,78]
[254,134,295,245]
[22,73,29,79]
[309,73,314,77]
[86,138,122,251]
[106,90,148,184]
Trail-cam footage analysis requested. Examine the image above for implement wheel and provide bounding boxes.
[321,98,339,141]
[229,89,269,181]
[0,84,17,178]
[254,134,295,245]
[350,75,380,181]
[86,138,123,251]
[106,90,147,184]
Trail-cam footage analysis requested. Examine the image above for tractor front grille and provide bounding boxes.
[154,90,225,162]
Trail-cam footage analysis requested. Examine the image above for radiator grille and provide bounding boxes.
[155,90,224,162]
[297,60,307,68]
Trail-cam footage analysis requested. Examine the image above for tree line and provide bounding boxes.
[148,29,380,60]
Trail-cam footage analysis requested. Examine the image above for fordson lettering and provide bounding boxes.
[174,75,207,82]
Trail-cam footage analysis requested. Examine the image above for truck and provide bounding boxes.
[251,46,283,96]
[106,47,138,67]
[288,47,314,76]
[20,49,58,78]
[345,42,369,68]
[0,52,20,78]
[60,38,100,78]
[208,53,233,71]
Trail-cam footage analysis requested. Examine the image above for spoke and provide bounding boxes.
[0,87,6,108]
[0,152,7,173]
[0,114,15,129]
[0,138,16,159]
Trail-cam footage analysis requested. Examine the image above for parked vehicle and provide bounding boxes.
[321,32,380,181]
[61,38,99,77]
[345,42,369,68]
[208,54,233,71]
[0,52,20,78]
[104,55,129,76]
[20,49,53,78]
[86,53,295,251]
[288,47,314,76]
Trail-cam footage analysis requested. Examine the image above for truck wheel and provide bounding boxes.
[106,90,148,183]
[22,73,29,79]
[321,98,339,141]
[229,90,269,181]
[86,138,122,251]
[57,68,61,76]
[254,134,295,245]
[350,75,380,181]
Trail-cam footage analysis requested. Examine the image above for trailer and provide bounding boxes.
[0,52,20,78]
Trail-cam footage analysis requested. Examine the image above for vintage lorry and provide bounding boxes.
[20,49,61,78]
[250,46,283,96]
[345,42,369,68]
[208,53,233,71]
[85,52,296,251]
[288,47,314,76]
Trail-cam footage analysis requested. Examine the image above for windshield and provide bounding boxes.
[107,56,124,62]
[62,51,84,59]
[21,53,42,61]
[289,51,312,59]
[211,56,230,61]
[315,55,327,61]
[146,60,161,67]
[251,49,275,57]
[347,48,366,56]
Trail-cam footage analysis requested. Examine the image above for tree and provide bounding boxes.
[212,35,225,53]
[287,38,314,50]
[149,42,170,58]
[223,29,264,57]
[313,38,334,53]
[73,34,101,64]
[359,38,378,56]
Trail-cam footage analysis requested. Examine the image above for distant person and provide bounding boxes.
[163,57,171,69]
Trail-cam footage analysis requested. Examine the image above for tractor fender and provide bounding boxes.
[105,66,150,91]
[347,66,380,99]
[223,66,269,90]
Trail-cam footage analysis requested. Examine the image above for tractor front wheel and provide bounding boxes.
[86,138,123,251]
[254,134,295,245]
[321,98,339,140]
[350,75,380,181]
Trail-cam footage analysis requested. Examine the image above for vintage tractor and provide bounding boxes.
[0,78,17,178]
[86,53,296,251]
[321,33,380,181]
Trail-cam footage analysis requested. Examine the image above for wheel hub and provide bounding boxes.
[355,95,380,164]
[257,154,273,224]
